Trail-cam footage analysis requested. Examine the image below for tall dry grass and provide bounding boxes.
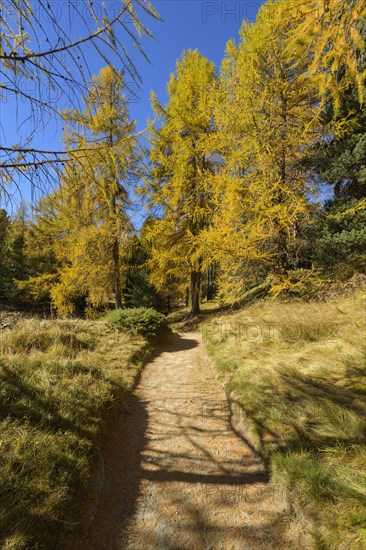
[0,318,147,549]
[204,290,366,548]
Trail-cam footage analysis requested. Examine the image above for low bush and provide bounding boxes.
[105,307,167,337]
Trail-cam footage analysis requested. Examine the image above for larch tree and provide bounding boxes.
[141,49,217,316]
[206,0,331,301]
[25,66,138,316]
[284,0,366,109]
[0,209,10,302]
[15,196,62,309]
[0,202,35,306]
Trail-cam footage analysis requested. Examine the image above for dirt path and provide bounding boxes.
[67,332,293,550]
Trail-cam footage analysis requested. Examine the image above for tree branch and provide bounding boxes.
[1,4,129,61]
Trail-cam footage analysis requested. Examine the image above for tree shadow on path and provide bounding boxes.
[61,331,289,550]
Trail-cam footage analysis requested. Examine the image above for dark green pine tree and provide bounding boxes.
[308,21,366,273]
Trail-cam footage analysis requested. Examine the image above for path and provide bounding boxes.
[66,332,293,550]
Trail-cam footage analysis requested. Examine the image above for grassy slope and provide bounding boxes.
[202,290,366,549]
[0,318,148,549]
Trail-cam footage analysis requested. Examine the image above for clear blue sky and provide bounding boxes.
[1,0,264,213]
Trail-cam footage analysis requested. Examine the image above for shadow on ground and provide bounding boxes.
[171,282,271,333]
[61,331,291,550]
[61,332,199,549]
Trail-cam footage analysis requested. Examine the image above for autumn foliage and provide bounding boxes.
[1,0,365,316]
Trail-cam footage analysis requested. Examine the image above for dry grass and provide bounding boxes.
[0,318,148,549]
[203,290,366,549]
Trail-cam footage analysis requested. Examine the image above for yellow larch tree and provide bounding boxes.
[140,50,218,316]
[284,0,366,108]
[205,0,333,301]
[28,66,138,316]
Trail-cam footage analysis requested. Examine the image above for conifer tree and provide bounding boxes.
[141,50,217,316]
[0,204,36,306]
[0,0,159,189]
[21,66,138,316]
[206,0,328,300]
[285,0,366,108]
[15,197,61,310]
[0,209,11,303]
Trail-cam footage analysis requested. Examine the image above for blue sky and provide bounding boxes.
[1,0,264,213]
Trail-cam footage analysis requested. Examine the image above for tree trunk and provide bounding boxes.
[275,228,290,274]
[190,270,201,317]
[185,287,189,307]
[112,237,122,309]
[275,92,290,274]
[207,262,216,301]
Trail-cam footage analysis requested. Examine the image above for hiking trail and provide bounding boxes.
[65,332,294,550]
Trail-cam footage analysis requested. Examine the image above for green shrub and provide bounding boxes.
[105,307,167,337]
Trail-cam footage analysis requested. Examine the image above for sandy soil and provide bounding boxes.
[64,331,293,550]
